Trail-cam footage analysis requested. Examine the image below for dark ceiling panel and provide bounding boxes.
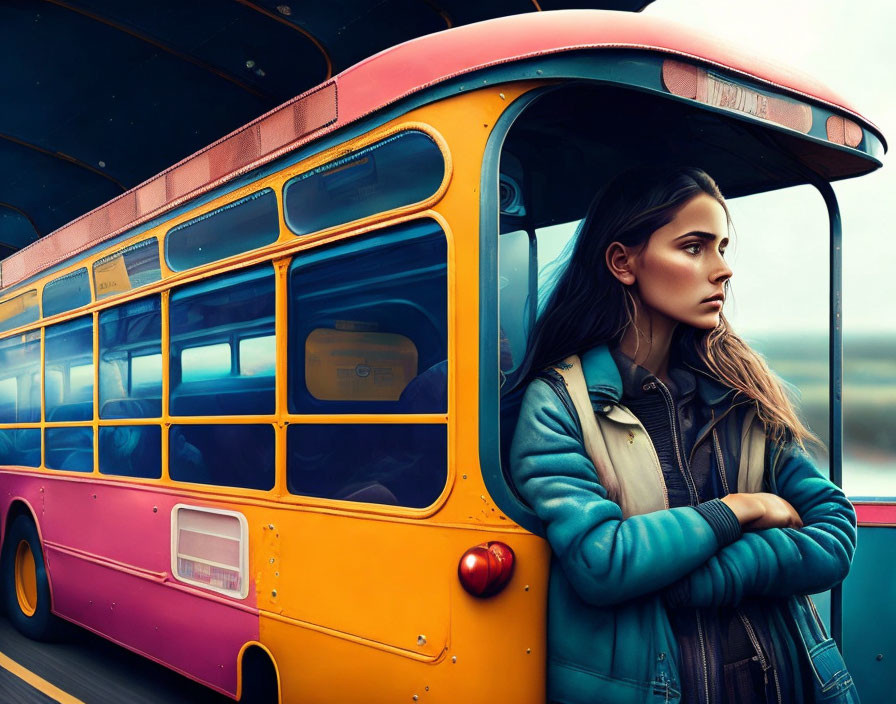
[0,0,654,252]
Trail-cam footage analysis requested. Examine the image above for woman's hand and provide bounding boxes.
[745,493,803,530]
[721,492,803,530]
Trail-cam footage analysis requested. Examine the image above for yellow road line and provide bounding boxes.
[0,649,86,704]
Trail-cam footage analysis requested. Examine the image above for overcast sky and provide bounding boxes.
[643,0,893,335]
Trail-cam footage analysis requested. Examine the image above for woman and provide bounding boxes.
[510,167,857,704]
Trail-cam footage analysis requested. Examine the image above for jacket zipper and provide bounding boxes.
[712,427,730,494]
[716,432,783,704]
[645,380,699,505]
[737,611,783,704]
[647,379,712,702]
[689,402,746,468]
[695,610,712,704]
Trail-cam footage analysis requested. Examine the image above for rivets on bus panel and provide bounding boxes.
[268,523,274,530]
[152,506,158,513]
[499,93,506,100]
[526,648,531,654]
[451,656,457,663]
[417,635,427,646]
[413,696,418,701]
[269,558,275,564]
[524,585,529,591]
[462,474,467,480]
[272,590,278,597]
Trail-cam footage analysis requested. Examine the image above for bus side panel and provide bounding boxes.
[843,521,896,703]
[259,531,550,704]
[10,472,258,697]
[48,548,256,695]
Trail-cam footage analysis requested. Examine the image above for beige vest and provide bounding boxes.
[553,355,765,518]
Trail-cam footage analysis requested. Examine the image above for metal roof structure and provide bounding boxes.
[0,0,653,259]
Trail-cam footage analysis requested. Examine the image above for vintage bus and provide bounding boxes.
[0,10,887,704]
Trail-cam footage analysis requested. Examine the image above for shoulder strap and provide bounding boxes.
[551,355,623,507]
[737,408,766,493]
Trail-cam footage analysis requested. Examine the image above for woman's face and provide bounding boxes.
[629,192,732,330]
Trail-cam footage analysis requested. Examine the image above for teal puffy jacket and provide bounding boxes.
[509,346,857,704]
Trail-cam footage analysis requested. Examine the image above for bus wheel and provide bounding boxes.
[1,515,62,641]
[240,646,280,704]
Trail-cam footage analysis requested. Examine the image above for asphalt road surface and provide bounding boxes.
[0,613,234,704]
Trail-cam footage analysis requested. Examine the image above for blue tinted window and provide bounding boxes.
[170,265,275,416]
[287,423,446,508]
[166,189,279,271]
[0,291,39,333]
[182,343,231,383]
[169,424,274,489]
[45,316,94,422]
[289,220,447,414]
[43,269,91,317]
[0,429,40,467]
[94,238,161,299]
[0,331,40,423]
[99,426,161,478]
[99,296,162,419]
[283,131,444,237]
[45,427,94,472]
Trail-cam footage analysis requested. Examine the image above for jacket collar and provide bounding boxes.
[580,344,736,409]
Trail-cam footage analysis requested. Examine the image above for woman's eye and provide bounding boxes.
[684,243,701,255]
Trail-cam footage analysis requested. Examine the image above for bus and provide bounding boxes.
[0,10,887,703]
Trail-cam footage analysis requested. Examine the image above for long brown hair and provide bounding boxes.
[519,166,816,449]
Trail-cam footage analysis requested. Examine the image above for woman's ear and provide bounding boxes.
[605,242,637,285]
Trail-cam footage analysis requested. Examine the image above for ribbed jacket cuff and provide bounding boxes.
[693,498,742,547]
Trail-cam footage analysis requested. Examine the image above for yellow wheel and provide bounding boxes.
[14,539,38,617]
[2,514,62,640]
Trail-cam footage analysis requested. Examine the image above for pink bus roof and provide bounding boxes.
[2,9,884,291]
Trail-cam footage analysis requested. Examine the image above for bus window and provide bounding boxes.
[99,426,161,479]
[0,290,39,334]
[45,426,94,473]
[182,343,231,383]
[43,268,91,317]
[169,265,275,416]
[288,423,446,508]
[168,424,274,490]
[288,220,447,414]
[94,238,161,299]
[99,297,162,418]
[283,131,444,237]
[45,316,94,471]
[239,335,275,377]
[165,188,279,272]
[0,331,40,467]
[287,220,448,507]
[45,316,94,422]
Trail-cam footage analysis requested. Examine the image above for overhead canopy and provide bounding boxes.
[0,0,654,258]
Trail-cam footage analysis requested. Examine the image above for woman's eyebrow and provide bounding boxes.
[674,231,723,242]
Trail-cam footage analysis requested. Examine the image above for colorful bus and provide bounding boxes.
[0,10,886,704]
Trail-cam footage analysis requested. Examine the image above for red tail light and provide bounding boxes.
[457,541,515,597]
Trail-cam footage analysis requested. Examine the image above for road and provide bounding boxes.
[0,613,234,704]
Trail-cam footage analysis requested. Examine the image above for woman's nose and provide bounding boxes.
[712,256,732,283]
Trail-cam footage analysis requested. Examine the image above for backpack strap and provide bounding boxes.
[737,408,766,494]
[551,355,622,504]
